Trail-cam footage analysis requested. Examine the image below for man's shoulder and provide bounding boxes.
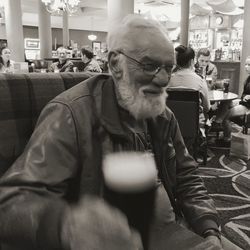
[52,74,111,104]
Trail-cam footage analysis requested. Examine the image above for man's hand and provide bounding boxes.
[205,235,223,250]
[243,95,250,101]
[61,196,143,250]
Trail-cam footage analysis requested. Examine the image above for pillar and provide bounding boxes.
[38,0,52,59]
[107,0,134,32]
[4,0,24,61]
[62,11,69,47]
[180,0,190,47]
[239,0,250,94]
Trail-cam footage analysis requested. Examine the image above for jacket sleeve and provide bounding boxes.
[170,114,220,236]
[0,101,80,249]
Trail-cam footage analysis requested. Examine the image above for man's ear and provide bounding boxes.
[108,51,123,79]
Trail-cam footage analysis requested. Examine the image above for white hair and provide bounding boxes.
[107,14,171,53]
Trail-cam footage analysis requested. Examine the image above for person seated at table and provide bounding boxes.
[194,48,218,90]
[0,15,223,250]
[168,45,210,125]
[49,47,74,72]
[0,47,15,73]
[79,46,102,73]
[212,56,250,145]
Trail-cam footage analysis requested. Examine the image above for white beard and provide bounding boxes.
[115,67,167,120]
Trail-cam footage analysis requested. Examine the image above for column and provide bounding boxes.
[180,0,190,47]
[4,0,24,61]
[107,0,134,32]
[62,11,69,47]
[38,0,52,59]
[239,0,250,94]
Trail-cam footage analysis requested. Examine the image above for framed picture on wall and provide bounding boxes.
[92,41,101,55]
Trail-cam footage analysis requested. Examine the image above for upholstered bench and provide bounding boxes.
[0,72,92,177]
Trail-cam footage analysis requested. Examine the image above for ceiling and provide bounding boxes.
[0,0,245,32]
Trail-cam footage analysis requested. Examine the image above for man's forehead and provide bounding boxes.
[199,55,210,60]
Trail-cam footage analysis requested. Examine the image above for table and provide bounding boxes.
[209,90,238,102]
[148,223,220,250]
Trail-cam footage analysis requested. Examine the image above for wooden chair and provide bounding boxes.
[166,89,207,165]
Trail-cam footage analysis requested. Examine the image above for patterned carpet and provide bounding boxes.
[197,148,250,250]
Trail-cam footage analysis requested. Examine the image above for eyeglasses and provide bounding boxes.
[117,50,173,76]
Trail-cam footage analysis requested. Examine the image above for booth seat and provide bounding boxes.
[0,72,92,177]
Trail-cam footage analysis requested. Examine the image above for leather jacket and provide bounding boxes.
[0,74,219,250]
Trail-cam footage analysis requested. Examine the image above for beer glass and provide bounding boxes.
[102,152,158,250]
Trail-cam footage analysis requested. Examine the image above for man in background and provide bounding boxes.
[195,48,218,89]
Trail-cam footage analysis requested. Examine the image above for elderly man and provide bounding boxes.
[49,46,74,72]
[0,15,222,250]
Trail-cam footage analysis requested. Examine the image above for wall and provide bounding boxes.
[1,25,107,50]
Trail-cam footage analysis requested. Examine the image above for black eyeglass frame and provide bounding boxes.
[117,50,173,76]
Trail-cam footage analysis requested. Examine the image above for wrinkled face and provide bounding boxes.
[1,48,11,62]
[57,49,67,62]
[197,55,210,68]
[245,58,250,74]
[115,30,174,119]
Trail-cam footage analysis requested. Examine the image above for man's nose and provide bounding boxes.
[152,68,170,87]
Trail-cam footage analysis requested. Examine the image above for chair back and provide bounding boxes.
[166,89,200,139]
[33,59,48,69]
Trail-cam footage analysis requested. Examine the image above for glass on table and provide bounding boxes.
[206,76,213,89]
[223,79,230,93]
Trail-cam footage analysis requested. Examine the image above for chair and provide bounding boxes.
[166,89,207,165]
[32,59,49,72]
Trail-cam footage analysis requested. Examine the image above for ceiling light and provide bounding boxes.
[41,0,80,15]
[88,34,97,41]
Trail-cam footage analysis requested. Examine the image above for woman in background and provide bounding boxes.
[80,47,102,73]
[0,47,15,73]
[168,45,210,124]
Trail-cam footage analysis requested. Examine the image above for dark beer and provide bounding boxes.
[103,152,158,250]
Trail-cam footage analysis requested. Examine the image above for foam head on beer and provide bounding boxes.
[103,152,158,193]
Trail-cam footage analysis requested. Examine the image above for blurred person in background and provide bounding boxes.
[195,48,218,89]
[211,56,250,146]
[0,47,15,73]
[80,46,102,73]
[49,46,74,72]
